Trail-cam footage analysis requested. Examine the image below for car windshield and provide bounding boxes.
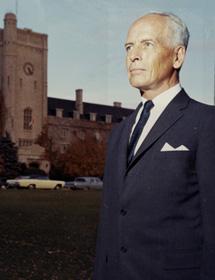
[32,176,49,180]
[15,175,49,180]
[16,176,31,179]
[76,178,85,182]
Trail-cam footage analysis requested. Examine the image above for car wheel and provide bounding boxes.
[54,185,62,190]
[28,184,36,189]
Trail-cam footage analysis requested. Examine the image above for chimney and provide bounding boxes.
[113,102,122,108]
[73,110,80,120]
[75,89,83,114]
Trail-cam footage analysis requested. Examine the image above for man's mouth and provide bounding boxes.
[130,68,145,73]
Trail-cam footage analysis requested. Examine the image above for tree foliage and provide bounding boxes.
[0,91,6,135]
[35,124,57,163]
[60,137,106,177]
[19,161,47,177]
[0,134,20,178]
[36,125,107,178]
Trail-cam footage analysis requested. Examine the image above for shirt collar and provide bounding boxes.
[141,83,182,107]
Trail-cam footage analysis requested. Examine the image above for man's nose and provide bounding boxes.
[128,46,142,62]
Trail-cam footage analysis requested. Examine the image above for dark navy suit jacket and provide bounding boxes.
[94,89,215,280]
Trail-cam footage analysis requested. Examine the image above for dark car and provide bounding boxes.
[65,177,103,190]
[0,177,8,189]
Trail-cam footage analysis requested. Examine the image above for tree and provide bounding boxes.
[0,133,20,178]
[35,125,62,179]
[20,161,47,177]
[60,136,106,177]
[35,124,57,163]
[36,125,107,178]
[0,91,6,135]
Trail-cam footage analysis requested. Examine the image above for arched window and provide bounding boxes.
[23,108,32,130]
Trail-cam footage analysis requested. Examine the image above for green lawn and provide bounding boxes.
[0,189,102,280]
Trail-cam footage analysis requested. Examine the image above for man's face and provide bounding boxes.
[125,15,177,93]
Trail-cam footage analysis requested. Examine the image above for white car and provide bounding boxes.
[65,177,103,190]
[7,175,65,190]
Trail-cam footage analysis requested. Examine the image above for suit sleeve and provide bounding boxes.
[196,107,215,280]
[93,180,107,280]
[93,126,117,280]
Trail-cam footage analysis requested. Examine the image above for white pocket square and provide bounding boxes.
[161,143,189,152]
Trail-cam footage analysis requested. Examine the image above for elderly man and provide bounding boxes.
[94,12,215,280]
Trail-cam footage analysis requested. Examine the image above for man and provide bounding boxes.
[94,12,215,280]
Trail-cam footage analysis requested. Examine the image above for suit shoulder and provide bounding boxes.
[188,99,215,129]
[189,98,215,115]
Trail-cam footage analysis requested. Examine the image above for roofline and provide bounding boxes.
[48,96,133,110]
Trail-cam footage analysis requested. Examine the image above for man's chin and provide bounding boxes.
[129,78,147,90]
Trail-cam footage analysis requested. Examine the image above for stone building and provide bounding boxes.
[0,13,133,173]
[48,89,133,154]
[0,13,48,170]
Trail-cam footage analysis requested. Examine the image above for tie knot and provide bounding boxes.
[143,100,154,113]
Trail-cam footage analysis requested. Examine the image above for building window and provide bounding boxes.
[62,128,69,138]
[90,112,97,122]
[77,131,85,140]
[105,114,112,124]
[56,108,63,118]
[72,130,77,137]
[34,81,37,90]
[60,144,68,153]
[95,131,101,141]
[23,108,33,130]
[19,138,33,147]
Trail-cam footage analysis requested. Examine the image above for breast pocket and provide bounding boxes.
[155,150,195,167]
[151,150,196,188]
[159,150,193,157]
[163,249,201,270]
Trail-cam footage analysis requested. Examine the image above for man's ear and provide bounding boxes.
[173,45,186,69]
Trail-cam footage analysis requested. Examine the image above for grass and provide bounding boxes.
[0,189,102,280]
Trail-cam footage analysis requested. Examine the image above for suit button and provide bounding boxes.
[120,209,127,216]
[120,246,128,253]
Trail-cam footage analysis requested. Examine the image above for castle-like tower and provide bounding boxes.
[0,13,49,170]
[0,13,133,175]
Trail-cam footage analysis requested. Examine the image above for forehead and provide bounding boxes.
[126,15,170,42]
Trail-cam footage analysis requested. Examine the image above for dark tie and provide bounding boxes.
[127,100,154,164]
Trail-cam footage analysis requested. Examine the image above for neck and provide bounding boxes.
[140,76,180,100]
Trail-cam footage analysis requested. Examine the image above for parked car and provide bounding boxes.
[65,177,103,190]
[6,175,65,190]
[0,177,8,189]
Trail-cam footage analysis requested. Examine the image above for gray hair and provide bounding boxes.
[147,12,190,49]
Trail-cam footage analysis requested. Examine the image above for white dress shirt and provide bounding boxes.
[130,83,182,155]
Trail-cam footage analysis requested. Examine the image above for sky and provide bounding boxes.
[0,0,214,109]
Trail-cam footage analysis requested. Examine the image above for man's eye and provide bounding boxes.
[125,45,132,52]
[144,41,153,47]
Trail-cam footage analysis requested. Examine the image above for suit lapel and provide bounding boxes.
[117,102,142,179]
[126,89,191,172]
